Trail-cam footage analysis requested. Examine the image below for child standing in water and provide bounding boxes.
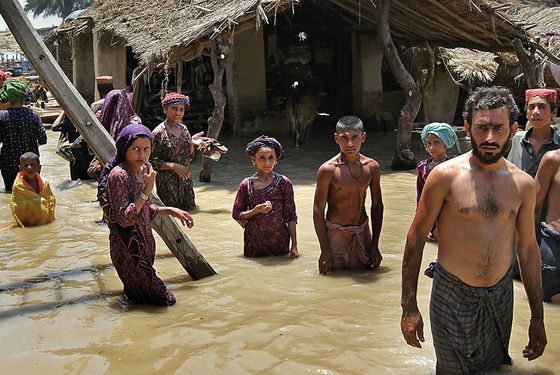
[416,122,457,242]
[98,124,194,306]
[232,135,298,258]
[9,152,55,227]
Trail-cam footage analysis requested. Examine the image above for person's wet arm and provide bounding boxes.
[401,169,447,348]
[534,153,557,225]
[369,162,383,267]
[313,165,333,274]
[516,178,547,360]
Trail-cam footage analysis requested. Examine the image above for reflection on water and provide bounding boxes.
[1,128,559,374]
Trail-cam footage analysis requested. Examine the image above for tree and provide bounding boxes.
[24,0,94,20]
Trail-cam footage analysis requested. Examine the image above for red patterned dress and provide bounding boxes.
[105,163,176,306]
[232,173,297,257]
[150,122,195,209]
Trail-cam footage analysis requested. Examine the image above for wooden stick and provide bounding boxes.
[0,0,216,280]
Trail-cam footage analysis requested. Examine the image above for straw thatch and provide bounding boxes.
[437,1,560,85]
[55,0,560,70]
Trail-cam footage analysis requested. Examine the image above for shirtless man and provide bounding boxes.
[401,86,546,374]
[313,115,383,275]
[534,147,560,304]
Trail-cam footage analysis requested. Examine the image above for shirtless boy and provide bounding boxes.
[401,86,546,374]
[534,147,560,304]
[313,115,383,275]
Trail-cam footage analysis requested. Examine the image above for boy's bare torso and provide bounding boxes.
[324,154,377,226]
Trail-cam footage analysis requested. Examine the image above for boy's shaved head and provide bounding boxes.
[20,152,40,165]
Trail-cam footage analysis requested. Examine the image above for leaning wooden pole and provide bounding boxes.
[377,0,420,170]
[200,38,231,182]
[512,38,538,89]
[0,0,216,280]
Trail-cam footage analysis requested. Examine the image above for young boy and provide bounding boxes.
[313,115,384,275]
[10,152,56,227]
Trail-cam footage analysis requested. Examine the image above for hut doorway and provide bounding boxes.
[263,2,354,126]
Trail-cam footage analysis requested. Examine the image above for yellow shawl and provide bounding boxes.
[10,172,56,227]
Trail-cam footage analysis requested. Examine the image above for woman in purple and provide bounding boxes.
[232,136,298,258]
[98,124,194,306]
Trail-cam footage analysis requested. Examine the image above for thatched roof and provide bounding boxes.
[438,1,560,85]
[56,0,560,69]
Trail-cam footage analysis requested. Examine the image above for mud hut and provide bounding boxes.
[52,0,560,170]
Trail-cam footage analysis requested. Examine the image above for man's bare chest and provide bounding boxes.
[448,183,518,220]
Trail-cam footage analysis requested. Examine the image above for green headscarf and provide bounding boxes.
[0,78,29,102]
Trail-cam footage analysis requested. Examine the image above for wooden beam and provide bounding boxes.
[426,0,504,45]
[392,0,490,47]
[456,0,528,42]
[0,0,216,280]
[513,38,537,88]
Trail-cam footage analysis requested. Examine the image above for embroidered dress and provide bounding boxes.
[0,107,46,191]
[416,156,449,206]
[232,173,297,257]
[105,163,175,306]
[150,122,195,209]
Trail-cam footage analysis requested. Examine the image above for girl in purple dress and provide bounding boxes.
[98,124,194,306]
[232,136,298,258]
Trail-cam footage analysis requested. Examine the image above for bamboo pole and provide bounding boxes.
[0,0,216,280]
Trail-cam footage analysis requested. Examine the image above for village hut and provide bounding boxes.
[51,0,560,170]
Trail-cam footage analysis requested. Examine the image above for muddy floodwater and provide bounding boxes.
[1,127,559,374]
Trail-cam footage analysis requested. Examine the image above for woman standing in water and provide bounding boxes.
[150,93,205,210]
[99,124,194,306]
[232,135,298,258]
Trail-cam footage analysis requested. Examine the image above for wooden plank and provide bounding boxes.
[0,0,216,280]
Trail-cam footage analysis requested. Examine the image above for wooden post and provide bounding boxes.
[377,0,420,170]
[513,38,538,89]
[0,0,216,280]
[177,61,183,94]
[199,38,231,182]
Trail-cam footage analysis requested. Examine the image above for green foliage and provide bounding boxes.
[24,0,95,19]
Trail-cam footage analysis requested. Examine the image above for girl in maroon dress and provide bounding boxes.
[99,124,194,306]
[232,136,298,258]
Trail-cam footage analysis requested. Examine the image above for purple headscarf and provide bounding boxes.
[245,135,285,160]
[98,124,153,202]
[99,89,136,139]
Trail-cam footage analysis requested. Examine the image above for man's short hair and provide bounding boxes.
[463,86,520,126]
[20,152,40,165]
[336,115,364,133]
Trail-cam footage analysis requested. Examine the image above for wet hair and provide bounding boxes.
[20,152,40,165]
[245,135,285,161]
[336,115,364,133]
[463,86,520,126]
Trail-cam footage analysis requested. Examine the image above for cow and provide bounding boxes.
[286,90,323,146]
[32,84,49,103]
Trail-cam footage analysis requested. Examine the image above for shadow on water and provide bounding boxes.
[0,263,114,293]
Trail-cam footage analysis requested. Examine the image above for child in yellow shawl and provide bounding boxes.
[10,152,55,227]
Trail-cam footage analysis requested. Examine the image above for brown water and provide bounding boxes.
[1,128,559,374]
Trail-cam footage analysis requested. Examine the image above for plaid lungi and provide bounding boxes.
[430,262,513,374]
